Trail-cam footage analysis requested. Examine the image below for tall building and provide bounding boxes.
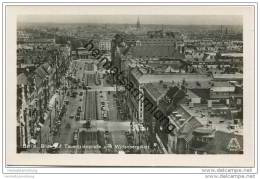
[136,16,141,29]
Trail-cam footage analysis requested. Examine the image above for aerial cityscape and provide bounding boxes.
[17,15,243,154]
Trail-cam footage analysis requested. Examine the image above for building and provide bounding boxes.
[138,72,243,154]
[18,38,56,46]
[76,47,90,59]
[135,38,177,47]
[164,97,243,154]
[16,62,59,151]
[128,67,212,124]
[136,16,141,29]
[212,73,243,82]
[98,38,112,51]
[143,83,186,152]
[131,45,184,59]
[190,128,243,154]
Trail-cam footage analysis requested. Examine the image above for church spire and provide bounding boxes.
[136,16,141,29]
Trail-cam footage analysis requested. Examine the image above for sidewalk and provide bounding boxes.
[35,80,66,152]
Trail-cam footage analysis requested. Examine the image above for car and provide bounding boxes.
[83,86,92,90]
[79,92,83,96]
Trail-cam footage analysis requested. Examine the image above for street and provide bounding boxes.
[31,59,149,154]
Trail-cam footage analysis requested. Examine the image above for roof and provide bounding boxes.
[164,65,181,72]
[187,90,200,98]
[130,67,212,85]
[165,86,179,99]
[213,73,243,80]
[221,53,243,58]
[177,116,204,142]
[130,68,143,81]
[193,127,215,135]
[158,87,186,115]
[212,131,243,153]
[139,74,211,84]
[179,102,242,133]
[131,46,184,59]
[77,47,86,50]
[210,86,235,92]
[41,62,52,74]
[185,81,212,89]
[35,66,48,79]
[144,82,170,102]
[34,63,52,88]
[192,130,243,154]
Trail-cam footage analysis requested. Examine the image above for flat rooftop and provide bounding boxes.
[178,103,243,134]
[144,82,172,101]
[139,73,211,84]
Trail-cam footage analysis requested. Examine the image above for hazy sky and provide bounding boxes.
[18,15,243,25]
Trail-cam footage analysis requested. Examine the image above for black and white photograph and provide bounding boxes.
[2,3,257,171]
[16,14,244,155]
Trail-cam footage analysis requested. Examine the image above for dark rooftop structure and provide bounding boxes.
[131,46,184,59]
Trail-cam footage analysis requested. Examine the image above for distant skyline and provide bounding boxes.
[18,15,243,26]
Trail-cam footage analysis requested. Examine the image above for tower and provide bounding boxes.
[225,27,228,35]
[136,16,141,29]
